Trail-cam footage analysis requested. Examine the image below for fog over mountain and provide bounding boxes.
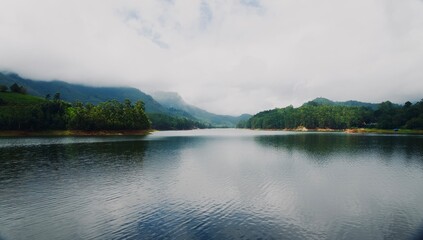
[151,91,251,127]
[0,72,249,127]
[1,0,422,115]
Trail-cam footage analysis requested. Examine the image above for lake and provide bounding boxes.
[1,129,423,240]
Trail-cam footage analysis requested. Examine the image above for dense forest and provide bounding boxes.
[148,113,209,130]
[0,83,210,131]
[2,82,422,131]
[0,84,151,131]
[238,99,423,130]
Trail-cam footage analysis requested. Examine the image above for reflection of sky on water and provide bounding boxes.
[1,130,423,239]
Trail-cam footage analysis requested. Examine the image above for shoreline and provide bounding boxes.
[0,130,153,137]
[343,128,423,135]
[254,127,423,135]
[1,128,422,137]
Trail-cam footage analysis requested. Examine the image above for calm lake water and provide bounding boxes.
[1,129,423,240]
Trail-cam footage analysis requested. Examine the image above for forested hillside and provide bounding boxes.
[147,113,209,130]
[0,72,167,113]
[0,82,209,131]
[0,90,151,131]
[0,72,246,128]
[304,97,381,110]
[239,99,423,130]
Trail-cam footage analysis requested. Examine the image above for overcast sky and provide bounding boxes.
[1,0,423,115]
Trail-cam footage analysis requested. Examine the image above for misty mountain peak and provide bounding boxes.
[151,91,187,108]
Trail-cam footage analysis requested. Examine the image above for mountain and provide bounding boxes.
[151,91,251,127]
[0,72,247,127]
[0,72,170,114]
[304,97,380,110]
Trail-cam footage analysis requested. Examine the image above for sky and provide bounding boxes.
[1,0,423,115]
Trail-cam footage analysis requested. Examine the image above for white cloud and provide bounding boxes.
[0,0,422,115]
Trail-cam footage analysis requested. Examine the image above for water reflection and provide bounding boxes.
[0,139,150,240]
[255,133,423,164]
[0,140,148,182]
[0,130,423,240]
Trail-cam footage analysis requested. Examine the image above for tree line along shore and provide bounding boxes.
[0,83,208,134]
[1,82,422,136]
[238,99,423,132]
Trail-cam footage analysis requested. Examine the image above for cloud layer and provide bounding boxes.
[1,0,423,114]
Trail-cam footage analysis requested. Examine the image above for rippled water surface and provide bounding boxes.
[1,129,423,240]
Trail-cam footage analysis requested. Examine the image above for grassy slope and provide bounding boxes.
[0,92,45,105]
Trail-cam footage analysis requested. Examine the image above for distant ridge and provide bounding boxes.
[304,97,381,110]
[151,91,251,127]
[0,72,249,127]
[0,72,169,113]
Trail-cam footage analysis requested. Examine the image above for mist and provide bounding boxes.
[1,0,422,115]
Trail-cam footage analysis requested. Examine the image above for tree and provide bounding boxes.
[404,101,412,109]
[0,95,152,131]
[405,116,423,129]
[9,83,26,94]
[53,92,61,101]
[10,83,20,93]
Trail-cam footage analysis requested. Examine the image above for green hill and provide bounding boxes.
[0,92,45,105]
[0,72,238,128]
[0,90,152,131]
[304,97,380,110]
[0,72,251,128]
[0,72,167,113]
[241,98,423,130]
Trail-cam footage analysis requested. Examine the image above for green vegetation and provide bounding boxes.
[239,99,423,130]
[346,128,423,135]
[0,90,151,131]
[9,83,27,94]
[2,73,421,132]
[0,92,45,105]
[66,100,151,130]
[0,84,8,92]
[0,72,250,128]
[148,113,209,130]
[0,91,67,130]
[0,72,169,113]
[304,97,381,110]
[0,88,206,132]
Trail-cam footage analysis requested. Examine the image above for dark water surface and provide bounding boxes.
[1,129,423,240]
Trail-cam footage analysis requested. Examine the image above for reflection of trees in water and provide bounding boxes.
[0,140,149,182]
[255,133,423,163]
[0,136,207,183]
